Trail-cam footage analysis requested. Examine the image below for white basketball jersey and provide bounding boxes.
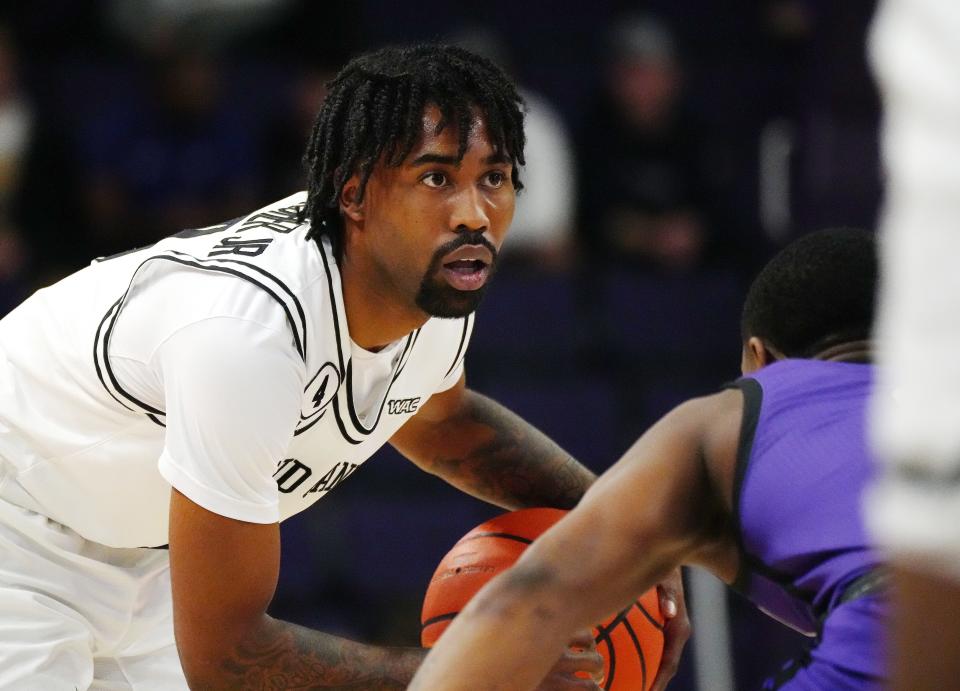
[0,193,473,547]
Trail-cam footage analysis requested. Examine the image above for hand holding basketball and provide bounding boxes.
[422,508,666,691]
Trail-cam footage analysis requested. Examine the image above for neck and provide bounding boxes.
[339,253,428,352]
[813,340,872,364]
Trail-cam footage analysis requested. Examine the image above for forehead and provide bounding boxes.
[408,103,494,157]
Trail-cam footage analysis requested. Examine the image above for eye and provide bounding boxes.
[421,172,448,188]
[484,171,507,188]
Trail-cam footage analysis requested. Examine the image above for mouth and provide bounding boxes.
[440,258,490,291]
[437,242,495,292]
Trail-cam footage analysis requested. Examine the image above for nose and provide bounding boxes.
[449,185,489,233]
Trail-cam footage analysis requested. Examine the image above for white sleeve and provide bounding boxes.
[153,316,303,523]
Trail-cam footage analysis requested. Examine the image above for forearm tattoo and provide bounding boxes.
[218,619,419,690]
[426,391,596,510]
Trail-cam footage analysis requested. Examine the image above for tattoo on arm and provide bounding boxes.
[218,617,422,690]
[416,390,596,510]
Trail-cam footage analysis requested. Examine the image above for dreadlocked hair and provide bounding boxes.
[301,43,526,262]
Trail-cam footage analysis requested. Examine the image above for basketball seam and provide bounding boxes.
[635,599,665,631]
[622,611,648,691]
[421,611,458,628]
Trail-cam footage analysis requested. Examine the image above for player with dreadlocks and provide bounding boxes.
[0,44,688,689]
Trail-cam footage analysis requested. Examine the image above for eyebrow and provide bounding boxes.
[408,152,512,167]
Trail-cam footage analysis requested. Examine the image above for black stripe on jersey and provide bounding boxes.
[94,299,168,424]
[93,248,310,425]
[332,395,364,445]
[163,251,307,361]
[147,254,305,361]
[385,328,418,384]
[93,299,135,412]
[317,238,346,373]
[444,315,472,379]
[292,409,326,437]
[341,328,422,438]
[729,377,761,557]
[94,293,166,424]
[726,378,821,626]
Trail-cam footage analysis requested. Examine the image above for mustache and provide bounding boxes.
[432,232,498,264]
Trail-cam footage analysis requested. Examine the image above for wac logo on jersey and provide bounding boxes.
[388,397,421,415]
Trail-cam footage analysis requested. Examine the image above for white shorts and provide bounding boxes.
[0,496,187,690]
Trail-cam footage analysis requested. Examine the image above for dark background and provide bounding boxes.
[0,1,880,687]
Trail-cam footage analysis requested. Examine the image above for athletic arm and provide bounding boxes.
[409,391,738,691]
[169,490,424,689]
[149,311,423,688]
[389,372,595,510]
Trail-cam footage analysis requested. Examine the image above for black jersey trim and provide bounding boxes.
[191,254,308,359]
[100,301,167,417]
[728,377,762,591]
[161,250,307,360]
[293,409,326,437]
[332,395,364,445]
[146,254,305,360]
[444,315,472,379]
[726,378,823,626]
[341,329,420,437]
[94,298,167,425]
[93,299,135,413]
[317,237,347,372]
[93,249,309,426]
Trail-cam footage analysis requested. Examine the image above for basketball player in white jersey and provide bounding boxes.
[867,2,960,688]
[0,44,686,689]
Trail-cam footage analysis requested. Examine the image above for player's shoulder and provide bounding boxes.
[670,389,744,429]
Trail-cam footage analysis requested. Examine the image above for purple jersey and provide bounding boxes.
[731,359,881,634]
[731,359,886,688]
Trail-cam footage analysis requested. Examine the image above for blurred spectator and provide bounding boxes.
[453,28,576,271]
[106,0,292,54]
[77,47,262,256]
[576,14,716,272]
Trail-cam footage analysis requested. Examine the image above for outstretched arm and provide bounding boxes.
[390,373,595,510]
[169,489,425,689]
[408,391,739,691]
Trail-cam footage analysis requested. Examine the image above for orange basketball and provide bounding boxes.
[421,507,665,690]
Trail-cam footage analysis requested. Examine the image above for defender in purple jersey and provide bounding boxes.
[410,227,887,691]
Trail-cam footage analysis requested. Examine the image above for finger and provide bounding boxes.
[657,569,684,619]
[554,648,605,680]
[567,628,598,651]
[537,671,602,691]
[649,609,691,691]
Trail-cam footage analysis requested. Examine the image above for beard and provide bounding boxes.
[415,234,499,319]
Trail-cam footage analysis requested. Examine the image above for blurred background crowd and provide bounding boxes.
[0,1,880,688]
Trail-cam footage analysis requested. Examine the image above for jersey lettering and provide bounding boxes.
[312,375,330,407]
[208,236,274,257]
[274,458,312,493]
[236,204,304,234]
[301,461,358,498]
[387,397,421,415]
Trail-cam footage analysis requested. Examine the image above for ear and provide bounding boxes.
[339,173,364,224]
[743,336,785,373]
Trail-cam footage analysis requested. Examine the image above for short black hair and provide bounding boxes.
[302,43,526,261]
[741,227,877,357]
